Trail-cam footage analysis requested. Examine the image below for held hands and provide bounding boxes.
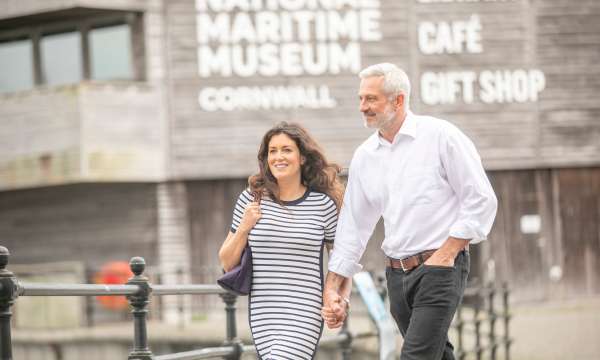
[238,202,261,233]
[321,289,348,329]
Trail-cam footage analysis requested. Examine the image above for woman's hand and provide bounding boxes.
[321,297,348,329]
[238,202,261,233]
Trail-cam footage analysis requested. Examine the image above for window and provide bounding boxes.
[41,31,83,86]
[90,24,133,80]
[0,11,143,94]
[0,39,34,93]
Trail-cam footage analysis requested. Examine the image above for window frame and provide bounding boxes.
[0,11,144,91]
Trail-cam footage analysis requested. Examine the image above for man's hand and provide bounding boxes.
[322,273,349,329]
[321,290,348,329]
[321,283,347,329]
[424,249,456,267]
[424,237,469,267]
[322,302,347,328]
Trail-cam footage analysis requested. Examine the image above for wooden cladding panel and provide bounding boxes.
[537,0,600,165]
[557,168,600,296]
[165,0,600,178]
[0,183,158,269]
[484,167,600,301]
[166,0,411,178]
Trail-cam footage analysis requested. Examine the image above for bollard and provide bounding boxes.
[0,247,18,360]
[219,292,242,360]
[127,257,153,360]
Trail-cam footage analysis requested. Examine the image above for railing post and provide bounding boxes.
[127,257,153,360]
[340,317,352,360]
[474,290,482,360]
[488,283,497,360]
[177,267,184,329]
[455,304,465,360]
[502,282,511,360]
[84,267,95,327]
[0,246,18,360]
[219,292,242,360]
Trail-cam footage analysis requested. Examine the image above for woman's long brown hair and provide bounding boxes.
[248,122,344,211]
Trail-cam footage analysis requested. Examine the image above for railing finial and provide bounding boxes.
[129,257,145,276]
[0,246,9,271]
[0,246,16,360]
[127,256,153,360]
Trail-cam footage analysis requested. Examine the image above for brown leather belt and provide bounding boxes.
[387,249,437,272]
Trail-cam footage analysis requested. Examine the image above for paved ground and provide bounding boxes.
[509,297,600,360]
[13,296,600,359]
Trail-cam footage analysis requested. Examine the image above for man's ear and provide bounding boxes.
[396,94,405,110]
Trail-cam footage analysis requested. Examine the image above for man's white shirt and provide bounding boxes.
[328,111,498,278]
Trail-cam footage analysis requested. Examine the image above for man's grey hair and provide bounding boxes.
[358,63,411,111]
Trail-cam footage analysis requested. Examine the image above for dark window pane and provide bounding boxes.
[41,31,82,86]
[0,39,34,93]
[90,24,133,80]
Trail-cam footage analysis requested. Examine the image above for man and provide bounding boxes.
[322,63,498,360]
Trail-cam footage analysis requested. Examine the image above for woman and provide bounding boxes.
[218,122,347,360]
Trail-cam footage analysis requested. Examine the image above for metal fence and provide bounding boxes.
[0,246,511,360]
[0,246,375,360]
[453,285,512,360]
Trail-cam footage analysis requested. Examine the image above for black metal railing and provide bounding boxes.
[0,246,375,360]
[453,284,512,360]
[0,246,511,360]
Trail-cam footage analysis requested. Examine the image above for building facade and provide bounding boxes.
[1,0,599,322]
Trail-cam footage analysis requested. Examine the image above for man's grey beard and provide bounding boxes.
[363,107,397,130]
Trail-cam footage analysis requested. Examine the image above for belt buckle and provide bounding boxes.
[400,260,407,272]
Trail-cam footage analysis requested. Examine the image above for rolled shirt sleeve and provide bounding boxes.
[441,125,498,243]
[328,156,381,278]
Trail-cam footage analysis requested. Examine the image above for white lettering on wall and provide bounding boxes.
[198,43,361,78]
[418,15,482,55]
[421,71,477,105]
[196,9,382,76]
[196,0,383,110]
[417,0,515,3]
[420,69,546,105]
[196,0,382,12]
[417,2,546,105]
[479,69,546,104]
[198,85,337,111]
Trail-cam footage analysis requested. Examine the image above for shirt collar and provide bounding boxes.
[367,111,417,150]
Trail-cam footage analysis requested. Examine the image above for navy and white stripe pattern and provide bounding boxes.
[231,188,338,360]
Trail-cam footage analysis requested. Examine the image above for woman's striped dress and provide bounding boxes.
[231,188,338,360]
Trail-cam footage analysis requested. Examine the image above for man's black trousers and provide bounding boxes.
[386,250,470,360]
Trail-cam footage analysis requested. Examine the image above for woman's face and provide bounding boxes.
[267,133,304,184]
